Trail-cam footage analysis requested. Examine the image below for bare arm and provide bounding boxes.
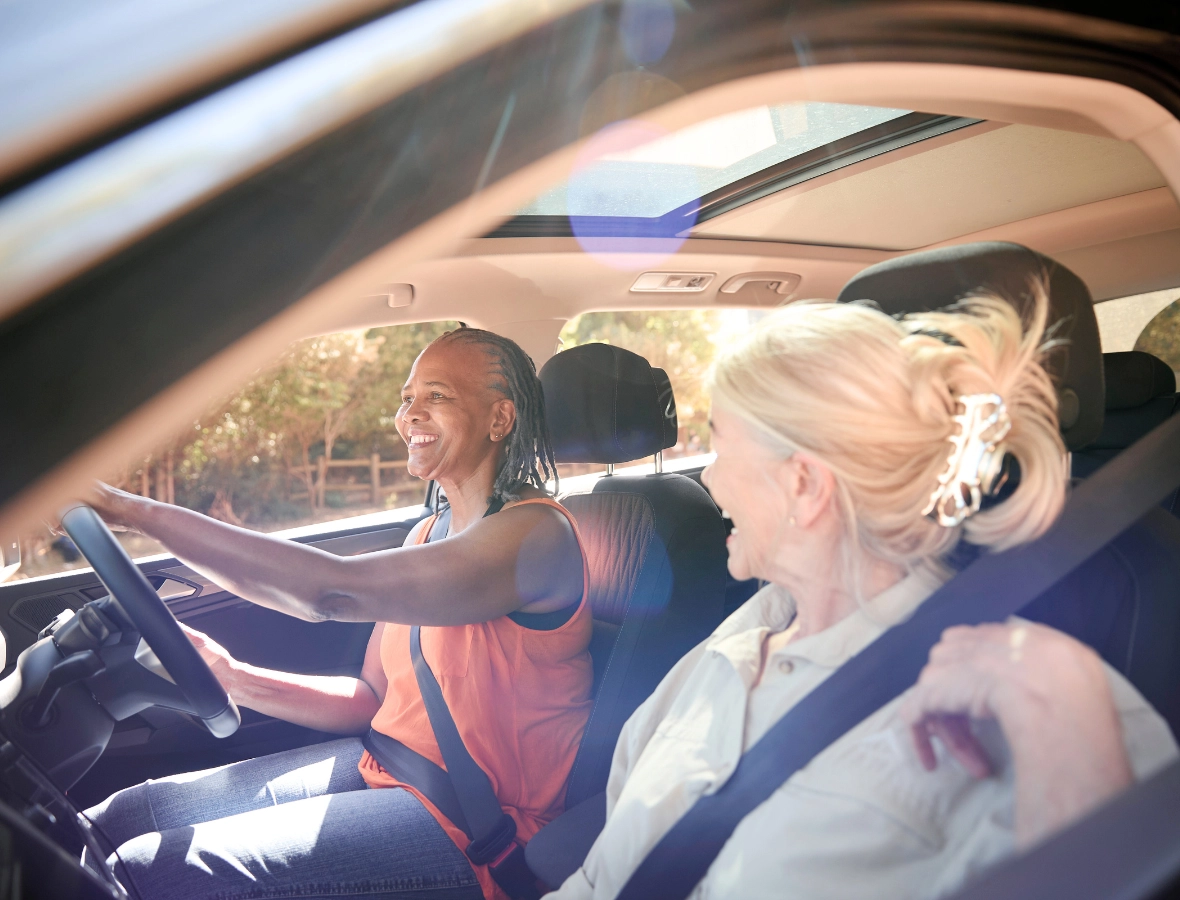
[90,485,582,625]
[183,621,389,734]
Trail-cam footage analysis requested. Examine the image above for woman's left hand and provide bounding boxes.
[898,621,1133,846]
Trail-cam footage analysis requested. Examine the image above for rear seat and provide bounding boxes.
[1072,351,1179,514]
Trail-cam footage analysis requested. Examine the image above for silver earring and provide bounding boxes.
[494,433,502,439]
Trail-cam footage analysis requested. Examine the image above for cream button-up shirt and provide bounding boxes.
[549,571,1179,900]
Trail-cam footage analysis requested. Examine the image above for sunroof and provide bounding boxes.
[493,103,977,246]
[517,102,911,219]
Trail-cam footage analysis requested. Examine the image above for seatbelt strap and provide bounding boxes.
[361,727,471,836]
[411,495,541,898]
[410,626,519,858]
[617,410,1180,900]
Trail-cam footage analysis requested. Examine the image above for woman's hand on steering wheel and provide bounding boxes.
[178,623,239,689]
[82,482,148,532]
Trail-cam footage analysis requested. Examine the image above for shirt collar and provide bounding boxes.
[707,567,944,675]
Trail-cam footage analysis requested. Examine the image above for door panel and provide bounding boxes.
[0,504,432,807]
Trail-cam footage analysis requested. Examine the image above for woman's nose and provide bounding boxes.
[402,398,426,422]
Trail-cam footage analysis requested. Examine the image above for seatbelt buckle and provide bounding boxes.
[465,812,517,866]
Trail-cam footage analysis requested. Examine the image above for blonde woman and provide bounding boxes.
[549,289,1178,900]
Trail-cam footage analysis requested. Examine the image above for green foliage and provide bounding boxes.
[133,321,456,527]
[1135,298,1180,377]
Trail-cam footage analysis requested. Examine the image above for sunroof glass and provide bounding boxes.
[516,102,912,219]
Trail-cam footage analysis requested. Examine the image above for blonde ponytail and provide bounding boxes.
[709,278,1067,572]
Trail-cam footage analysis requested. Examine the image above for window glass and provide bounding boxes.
[554,308,759,481]
[8,321,457,582]
[518,102,911,219]
[1094,288,1180,352]
[1094,288,1180,380]
[1133,295,1180,378]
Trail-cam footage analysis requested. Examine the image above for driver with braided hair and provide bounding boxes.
[83,327,591,900]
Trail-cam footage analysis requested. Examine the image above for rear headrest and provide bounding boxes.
[1104,351,1177,410]
[837,241,1103,450]
[540,343,677,464]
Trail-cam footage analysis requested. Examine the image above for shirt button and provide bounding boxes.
[778,659,795,674]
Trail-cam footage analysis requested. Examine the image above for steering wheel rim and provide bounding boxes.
[61,505,240,738]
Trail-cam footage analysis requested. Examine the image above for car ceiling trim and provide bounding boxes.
[0,0,598,327]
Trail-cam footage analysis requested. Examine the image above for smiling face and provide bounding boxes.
[701,401,793,583]
[394,339,515,486]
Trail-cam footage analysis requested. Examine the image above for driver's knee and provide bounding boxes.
[108,826,198,900]
[83,781,156,852]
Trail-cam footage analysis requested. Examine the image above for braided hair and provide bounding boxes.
[432,327,558,503]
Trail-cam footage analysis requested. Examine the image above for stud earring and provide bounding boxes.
[494,433,503,439]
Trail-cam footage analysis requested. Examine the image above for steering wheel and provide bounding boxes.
[61,505,240,738]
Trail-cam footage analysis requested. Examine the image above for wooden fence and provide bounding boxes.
[288,454,414,507]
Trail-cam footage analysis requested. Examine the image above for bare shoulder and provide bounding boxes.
[502,494,583,611]
[503,491,575,534]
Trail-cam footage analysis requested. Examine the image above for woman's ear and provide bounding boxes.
[783,452,837,528]
[490,399,517,441]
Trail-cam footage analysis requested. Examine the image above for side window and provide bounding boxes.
[1134,297,1180,378]
[1094,288,1180,380]
[8,321,456,582]
[556,309,759,478]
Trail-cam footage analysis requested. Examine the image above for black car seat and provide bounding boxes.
[1073,351,1180,513]
[538,343,729,809]
[838,241,1180,738]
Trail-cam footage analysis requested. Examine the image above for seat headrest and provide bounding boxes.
[837,241,1103,450]
[1104,351,1177,410]
[540,343,678,464]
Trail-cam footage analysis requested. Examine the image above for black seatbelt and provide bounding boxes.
[409,624,540,899]
[616,411,1180,900]
[361,728,471,835]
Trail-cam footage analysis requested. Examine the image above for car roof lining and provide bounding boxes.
[318,66,1180,345]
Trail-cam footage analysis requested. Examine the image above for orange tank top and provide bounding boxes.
[358,497,593,900]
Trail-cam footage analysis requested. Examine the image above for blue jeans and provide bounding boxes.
[83,737,483,900]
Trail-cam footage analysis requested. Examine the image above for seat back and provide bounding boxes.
[1045,353,1180,735]
[540,343,728,807]
[1073,352,1179,513]
[1025,507,1180,738]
